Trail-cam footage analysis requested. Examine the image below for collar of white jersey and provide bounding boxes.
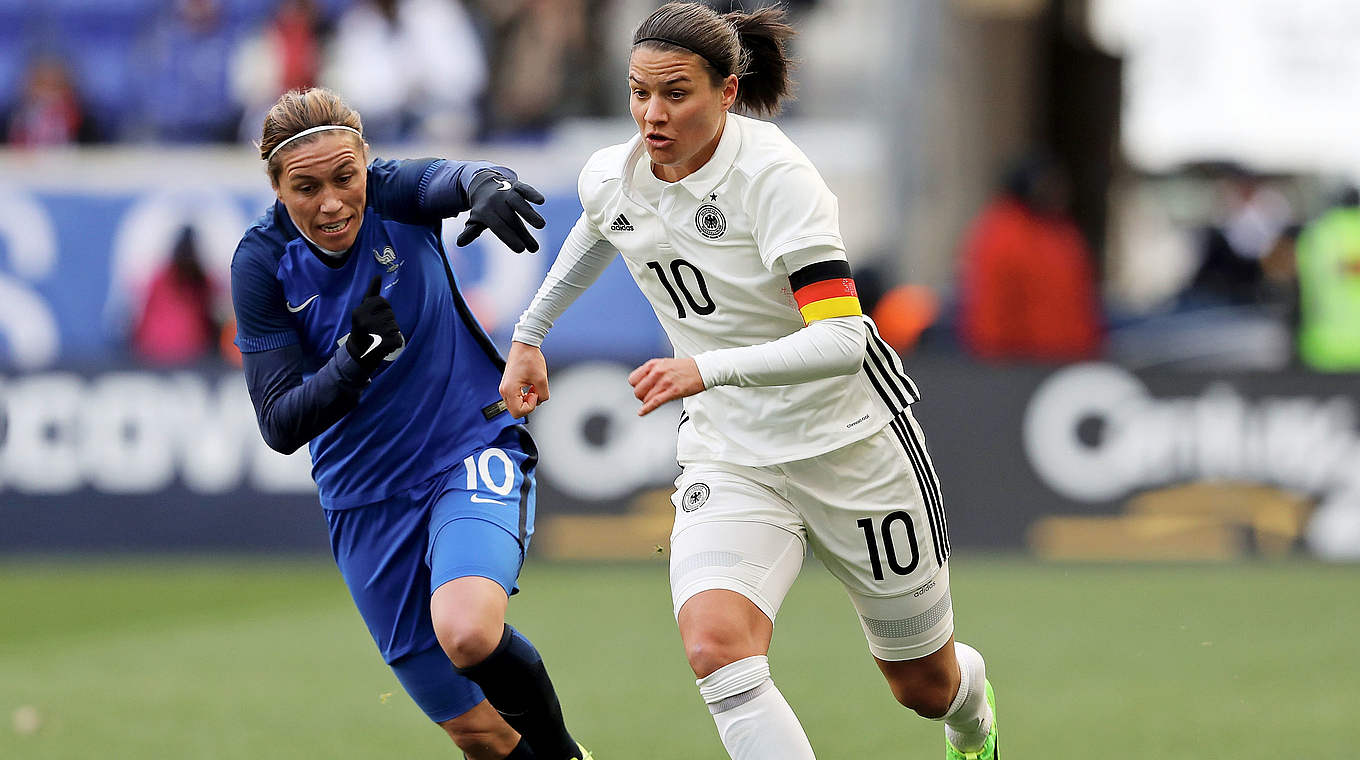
[621,111,743,201]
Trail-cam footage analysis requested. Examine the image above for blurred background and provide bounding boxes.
[2,0,1359,758]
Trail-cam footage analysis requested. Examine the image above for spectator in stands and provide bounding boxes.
[1294,187,1360,371]
[957,152,1103,361]
[1183,165,1294,307]
[232,0,324,142]
[132,226,220,366]
[4,57,100,146]
[320,0,486,142]
[137,0,241,143]
[472,0,589,139]
[872,284,940,355]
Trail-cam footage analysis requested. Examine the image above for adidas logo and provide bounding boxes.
[610,213,635,231]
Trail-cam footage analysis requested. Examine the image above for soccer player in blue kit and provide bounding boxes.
[230,88,592,760]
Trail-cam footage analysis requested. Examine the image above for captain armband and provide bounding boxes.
[789,260,862,324]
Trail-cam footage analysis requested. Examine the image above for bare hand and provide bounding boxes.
[500,341,549,418]
[627,357,704,416]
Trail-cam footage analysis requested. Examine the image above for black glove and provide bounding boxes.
[346,275,404,371]
[456,170,546,253]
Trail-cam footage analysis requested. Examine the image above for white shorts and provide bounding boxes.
[669,410,954,661]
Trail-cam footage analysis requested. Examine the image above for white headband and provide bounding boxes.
[267,125,363,161]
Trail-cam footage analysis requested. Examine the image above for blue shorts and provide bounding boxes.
[325,425,537,721]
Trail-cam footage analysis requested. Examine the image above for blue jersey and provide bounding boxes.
[232,158,515,508]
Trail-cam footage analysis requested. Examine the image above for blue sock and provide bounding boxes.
[457,625,579,760]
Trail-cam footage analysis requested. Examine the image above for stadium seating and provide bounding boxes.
[0,0,36,112]
[5,0,357,140]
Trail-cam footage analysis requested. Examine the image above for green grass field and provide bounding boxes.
[2,556,1357,759]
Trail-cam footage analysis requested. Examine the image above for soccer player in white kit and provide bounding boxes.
[501,4,998,758]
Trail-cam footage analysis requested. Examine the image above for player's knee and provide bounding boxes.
[683,627,760,678]
[437,716,517,759]
[432,616,502,669]
[898,683,955,719]
[888,670,958,718]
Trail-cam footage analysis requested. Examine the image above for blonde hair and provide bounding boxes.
[259,88,364,183]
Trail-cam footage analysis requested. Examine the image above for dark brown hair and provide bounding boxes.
[258,88,364,183]
[632,2,797,116]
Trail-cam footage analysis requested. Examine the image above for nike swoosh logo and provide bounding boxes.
[496,179,513,191]
[470,495,506,505]
[285,294,319,312]
[359,333,384,358]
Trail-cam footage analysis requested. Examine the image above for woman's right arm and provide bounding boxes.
[231,242,370,454]
[510,212,616,347]
[501,212,615,417]
[240,344,370,455]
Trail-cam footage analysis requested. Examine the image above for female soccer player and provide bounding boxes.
[231,88,591,760]
[500,4,997,759]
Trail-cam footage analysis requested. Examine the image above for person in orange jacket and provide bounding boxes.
[958,153,1103,361]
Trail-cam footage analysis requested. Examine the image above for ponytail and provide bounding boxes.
[725,6,797,116]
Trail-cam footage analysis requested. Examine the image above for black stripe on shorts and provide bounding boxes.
[901,416,950,562]
[889,414,948,566]
[513,425,537,547]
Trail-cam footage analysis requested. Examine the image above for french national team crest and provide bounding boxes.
[374,245,401,272]
[682,482,711,512]
[694,204,726,239]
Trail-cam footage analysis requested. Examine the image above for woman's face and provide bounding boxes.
[628,46,737,182]
[273,131,368,251]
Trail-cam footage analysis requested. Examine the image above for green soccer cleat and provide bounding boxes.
[575,742,595,760]
[945,679,997,760]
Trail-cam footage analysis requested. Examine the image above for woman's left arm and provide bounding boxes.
[629,246,868,415]
[367,158,545,252]
[629,314,866,415]
[693,245,867,389]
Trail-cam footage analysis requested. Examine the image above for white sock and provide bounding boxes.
[942,642,993,752]
[696,655,816,760]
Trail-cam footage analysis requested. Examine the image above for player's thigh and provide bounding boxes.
[326,496,442,663]
[785,413,955,660]
[428,521,515,667]
[328,498,492,722]
[428,513,526,601]
[428,427,537,596]
[850,561,955,662]
[669,463,807,623]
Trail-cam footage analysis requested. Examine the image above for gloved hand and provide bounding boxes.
[347,275,404,371]
[456,169,546,253]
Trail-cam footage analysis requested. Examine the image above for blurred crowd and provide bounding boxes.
[118,146,1360,375]
[0,0,620,146]
[6,0,1352,374]
[867,153,1360,375]
[1,0,827,148]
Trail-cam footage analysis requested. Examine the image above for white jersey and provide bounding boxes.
[555,113,919,466]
